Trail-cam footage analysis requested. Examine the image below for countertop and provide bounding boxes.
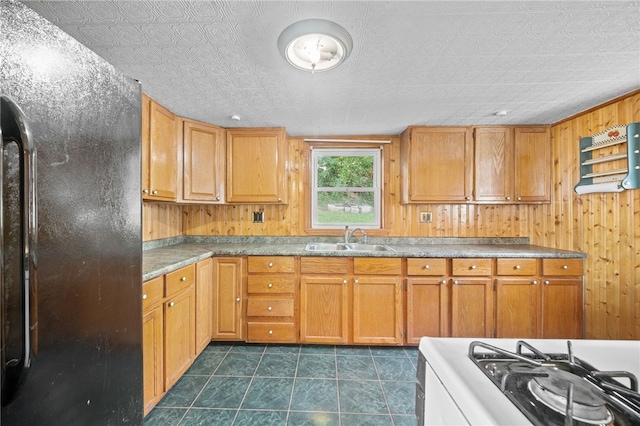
[142,236,586,281]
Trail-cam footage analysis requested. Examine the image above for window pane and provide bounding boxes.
[317,155,374,188]
[316,191,375,225]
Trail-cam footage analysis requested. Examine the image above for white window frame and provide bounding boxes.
[310,147,382,229]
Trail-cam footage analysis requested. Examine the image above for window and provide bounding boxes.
[311,148,381,229]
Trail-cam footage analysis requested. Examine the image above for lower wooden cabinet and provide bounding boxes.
[212,257,244,340]
[406,258,449,343]
[450,278,495,338]
[495,277,540,338]
[195,258,213,354]
[142,277,164,416]
[541,277,583,338]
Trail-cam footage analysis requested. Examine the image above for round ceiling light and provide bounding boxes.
[277,19,353,73]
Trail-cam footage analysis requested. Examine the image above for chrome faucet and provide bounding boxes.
[344,225,367,244]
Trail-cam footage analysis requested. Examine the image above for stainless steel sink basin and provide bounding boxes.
[304,242,395,252]
[304,242,348,251]
[346,243,396,252]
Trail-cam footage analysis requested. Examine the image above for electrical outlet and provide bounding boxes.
[253,211,265,223]
[419,211,432,223]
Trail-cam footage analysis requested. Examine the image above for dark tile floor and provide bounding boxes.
[144,343,419,426]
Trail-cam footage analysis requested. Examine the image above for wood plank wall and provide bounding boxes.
[143,90,640,340]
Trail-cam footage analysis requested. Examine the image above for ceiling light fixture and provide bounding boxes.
[278,19,353,73]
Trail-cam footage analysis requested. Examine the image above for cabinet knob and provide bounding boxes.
[168,301,175,307]
[441,280,447,285]
[236,297,241,302]
[343,280,347,284]
[268,262,273,268]
[268,330,273,335]
[453,280,459,285]
[277,198,282,202]
[424,265,430,269]
[562,265,568,269]
[142,189,149,194]
[215,196,220,201]
[268,306,273,311]
[505,196,511,201]
[267,283,273,288]
[532,280,538,285]
[152,190,158,195]
[181,276,186,281]
[142,294,147,300]
[544,280,550,285]
[354,279,359,284]
[515,265,521,270]
[465,196,471,201]
[517,196,522,201]
[470,265,476,270]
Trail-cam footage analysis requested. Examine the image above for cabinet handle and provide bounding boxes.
[268,262,273,268]
[151,190,158,195]
[142,294,147,300]
[215,196,220,201]
[343,280,347,285]
[465,196,471,201]
[180,276,186,281]
[441,280,447,285]
[562,265,568,269]
[453,280,459,285]
[168,301,174,307]
[142,189,149,194]
[544,280,550,285]
[515,265,521,270]
[532,280,538,285]
[277,198,282,202]
[505,196,511,201]
[268,306,273,311]
[267,283,273,288]
[424,265,430,269]
[354,279,359,284]
[268,330,273,335]
[236,297,241,302]
[470,265,476,270]
[517,196,522,201]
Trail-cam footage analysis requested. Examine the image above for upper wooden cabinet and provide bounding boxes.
[226,127,288,204]
[142,95,178,201]
[181,119,225,204]
[401,125,550,204]
[400,126,473,203]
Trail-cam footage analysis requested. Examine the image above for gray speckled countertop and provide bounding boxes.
[143,236,586,281]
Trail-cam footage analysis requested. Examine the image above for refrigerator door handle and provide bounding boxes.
[1,96,37,406]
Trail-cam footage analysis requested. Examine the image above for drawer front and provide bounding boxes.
[165,264,195,296]
[247,322,296,343]
[300,257,349,274]
[542,258,583,276]
[451,258,492,276]
[247,276,295,294]
[143,276,164,309]
[496,258,537,276]
[353,257,402,275]
[407,258,447,276]
[248,256,295,273]
[247,298,294,317]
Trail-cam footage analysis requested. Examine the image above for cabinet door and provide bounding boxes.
[450,278,494,337]
[495,278,540,338]
[514,127,551,202]
[300,276,348,344]
[353,276,403,344]
[212,257,244,340]
[195,258,213,354]
[182,120,225,203]
[145,99,178,200]
[142,304,163,416]
[474,127,514,203]
[164,287,196,389]
[402,127,473,203]
[406,278,449,343]
[541,278,583,338]
[226,128,287,204]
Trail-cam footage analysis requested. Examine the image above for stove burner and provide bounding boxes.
[527,368,614,425]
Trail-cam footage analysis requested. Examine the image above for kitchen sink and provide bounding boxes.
[304,242,395,252]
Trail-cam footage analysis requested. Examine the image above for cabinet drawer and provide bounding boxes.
[165,264,195,297]
[143,276,164,309]
[451,258,492,276]
[247,298,294,317]
[247,276,295,294]
[496,258,537,276]
[353,257,402,275]
[407,258,447,276]
[300,257,348,274]
[248,256,295,273]
[542,258,583,276]
[247,322,296,343]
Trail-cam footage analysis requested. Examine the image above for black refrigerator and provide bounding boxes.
[1,0,143,424]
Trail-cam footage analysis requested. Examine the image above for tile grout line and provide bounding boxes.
[230,344,268,425]
[284,344,302,425]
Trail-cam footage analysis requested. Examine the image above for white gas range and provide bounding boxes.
[417,337,640,425]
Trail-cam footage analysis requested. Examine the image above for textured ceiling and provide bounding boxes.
[22,1,640,136]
